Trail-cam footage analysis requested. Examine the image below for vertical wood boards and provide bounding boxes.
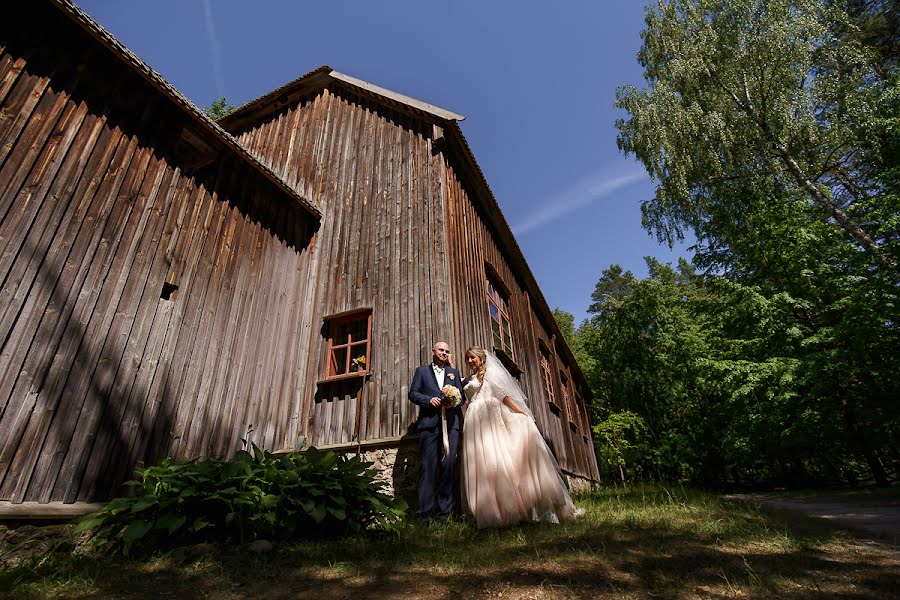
[234,88,450,448]
[0,24,318,502]
[435,140,599,480]
[232,84,598,480]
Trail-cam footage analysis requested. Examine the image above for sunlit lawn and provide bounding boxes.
[2,486,898,599]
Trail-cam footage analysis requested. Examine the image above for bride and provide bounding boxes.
[460,346,582,528]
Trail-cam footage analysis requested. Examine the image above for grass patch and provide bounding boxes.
[2,485,897,599]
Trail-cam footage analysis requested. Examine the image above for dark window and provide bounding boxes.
[323,310,372,380]
[539,345,555,406]
[486,276,513,358]
[576,390,589,439]
[560,371,578,430]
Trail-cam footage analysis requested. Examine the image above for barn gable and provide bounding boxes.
[219,68,592,398]
[218,71,600,482]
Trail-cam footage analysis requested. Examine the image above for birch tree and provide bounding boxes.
[616,0,897,273]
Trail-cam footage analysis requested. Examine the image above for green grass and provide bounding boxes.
[2,486,898,599]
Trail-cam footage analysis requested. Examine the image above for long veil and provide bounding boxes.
[484,353,575,495]
[464,353,583,526]
[484,353,533,418]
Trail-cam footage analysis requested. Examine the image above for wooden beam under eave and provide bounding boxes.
[174,127,220,170]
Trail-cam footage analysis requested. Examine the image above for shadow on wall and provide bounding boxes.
[388,433,470,518]
[391,437,421,511]
[0,232,182,504]
[0,4,316,505]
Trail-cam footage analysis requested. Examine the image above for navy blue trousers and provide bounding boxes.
[417,425,460,520]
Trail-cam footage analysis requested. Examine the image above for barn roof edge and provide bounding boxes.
[50,0,588,392]
[47,0,322,221]
[217,67,465,131]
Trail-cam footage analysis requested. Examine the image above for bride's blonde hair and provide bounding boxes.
[465,346,488,382]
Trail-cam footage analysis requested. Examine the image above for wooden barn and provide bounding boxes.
[0,0,599,515]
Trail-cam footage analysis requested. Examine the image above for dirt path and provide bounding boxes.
[727,491,900,545]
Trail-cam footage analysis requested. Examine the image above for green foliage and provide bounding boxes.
[577,256,899,487]
[588,0,900,488]
[582,260,722,484]
[552,308,576,345]
[203,96,237,120]
[593,409,651,484]
[551,308,595,375]
[75,446,405,555]
[616,0,896,273]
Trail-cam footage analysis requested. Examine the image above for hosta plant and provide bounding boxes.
[76,446,406,555]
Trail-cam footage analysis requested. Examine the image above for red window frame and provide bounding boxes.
[322,310,372,381]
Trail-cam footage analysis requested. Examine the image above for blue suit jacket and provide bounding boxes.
[409,364,465,432]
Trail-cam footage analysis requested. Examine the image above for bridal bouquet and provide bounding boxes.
[441,384,461,409]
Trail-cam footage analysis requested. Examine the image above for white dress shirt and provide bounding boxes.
[432,363,445,388]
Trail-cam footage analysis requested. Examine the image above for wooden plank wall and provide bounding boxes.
[233,86,453,448]
[231,84,600,481]
[0,6,318,503]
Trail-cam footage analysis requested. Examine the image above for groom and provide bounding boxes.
[408,341,465,523]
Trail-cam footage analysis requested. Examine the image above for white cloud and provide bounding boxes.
[200,0,226,98]
[511,169,646,235]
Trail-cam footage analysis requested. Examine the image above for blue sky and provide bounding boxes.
[78,0,692,324]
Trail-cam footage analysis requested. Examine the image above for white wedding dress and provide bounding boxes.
[461,356,582,528]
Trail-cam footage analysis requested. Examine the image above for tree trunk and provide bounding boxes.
[770,143,898,277]
[773,146,872,247]
[843,404,891,487]
[716,70,899,277]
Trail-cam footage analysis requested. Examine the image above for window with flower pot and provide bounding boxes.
[321,309,372,381]
[486,274,514,360]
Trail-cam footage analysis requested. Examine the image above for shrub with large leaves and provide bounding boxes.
[76,446,405,554]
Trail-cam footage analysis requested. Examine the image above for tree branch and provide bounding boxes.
[703,59,895,275]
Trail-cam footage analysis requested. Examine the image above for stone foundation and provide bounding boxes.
[356,442,420,509]
[350,439,597,509]
[564,473,597,494]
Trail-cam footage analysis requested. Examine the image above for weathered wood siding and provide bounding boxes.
[234,87,453,448]
[0,4,318,503]
[230,85,600,481]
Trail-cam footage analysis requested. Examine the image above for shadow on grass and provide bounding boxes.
[3,487,899,599]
